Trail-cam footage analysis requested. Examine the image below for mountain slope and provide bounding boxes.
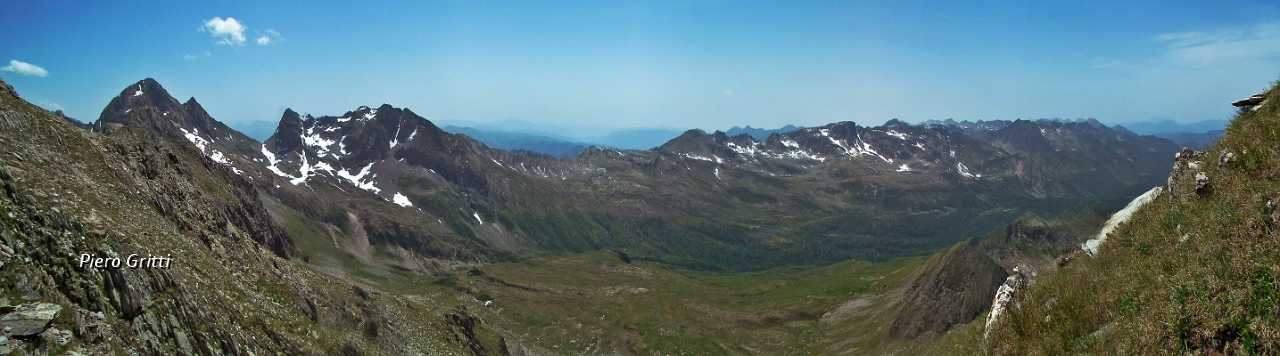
[958,82,1280,354]
[0,78,503,355]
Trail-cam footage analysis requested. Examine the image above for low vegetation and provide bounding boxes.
[951,81,1280,354]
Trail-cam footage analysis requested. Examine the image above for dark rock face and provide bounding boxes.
[887,244,1008,340]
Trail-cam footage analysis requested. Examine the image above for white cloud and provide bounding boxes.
[723,89,736,97]
[181,51,213,60]
[1,60,49,77]
[202,17,247,46]
[1155,22,1280,66]
[256,29,282,45]
[35,100,62,111]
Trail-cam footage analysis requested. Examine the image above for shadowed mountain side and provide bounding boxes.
[887,244,1008,340]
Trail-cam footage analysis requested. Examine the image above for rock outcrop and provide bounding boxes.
[0,303,61,336]
[1232,92,1268,111]
[984,267,1027,339]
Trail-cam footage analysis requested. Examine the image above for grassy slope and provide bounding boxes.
[422,250,952,355]
[947,82,1280,354]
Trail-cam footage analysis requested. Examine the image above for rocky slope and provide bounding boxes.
[950,83,1280,354]
[0,78,502,355]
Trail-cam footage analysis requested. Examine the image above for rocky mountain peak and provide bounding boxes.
[268,109,307,154]
[94,79,266,180]
[0,78,17,99]
[261,102,480,197]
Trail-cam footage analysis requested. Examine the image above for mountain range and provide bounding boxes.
[90,78,1181,273]
[0,76,1203,354]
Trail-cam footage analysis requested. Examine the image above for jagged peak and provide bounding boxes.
[884,118,911,128]
[711,130,730,142]
[121,78,170,99]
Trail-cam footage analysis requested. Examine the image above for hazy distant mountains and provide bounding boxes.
[442,124,804,156]
[1117,119,1227,135]
[1116,119,1227,150]
[921,118,1227,151]
[237,115,1226,156]
[724,124,804,140]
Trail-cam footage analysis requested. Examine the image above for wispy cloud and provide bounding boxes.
[202,17,247,46]
[1090,58,1124,69]
[35,100,63,112]
[256,29,282,45]
[723,89,736,97]
[1,60,49,77]
[1155,22,1280,66]
[182,51,213,60]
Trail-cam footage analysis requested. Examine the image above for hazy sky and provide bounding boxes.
[2,1,1279,132]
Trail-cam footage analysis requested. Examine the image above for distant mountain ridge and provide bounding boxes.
[724,124,804,140]
[440,125,586,157]
[1117,118,1228,135]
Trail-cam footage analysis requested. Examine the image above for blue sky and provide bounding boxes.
[2,1,1279,135]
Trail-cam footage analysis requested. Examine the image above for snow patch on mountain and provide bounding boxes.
[957,162,980,178]
[726,142,761,156]
[389,124,402,149]
[180,127,210,152]
[681,153,715,162]
[775,149,825,161]
[179,127,234,167]
[302,126,336,157]
[897,164,912,172]
[392,193,413,208]
[335,162,380,193]
[886,130,909,140]
[207,150,232,166]
[262,144,291,178]
[291,152,312,185]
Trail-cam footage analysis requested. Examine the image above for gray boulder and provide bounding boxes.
[0,303,61,336]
